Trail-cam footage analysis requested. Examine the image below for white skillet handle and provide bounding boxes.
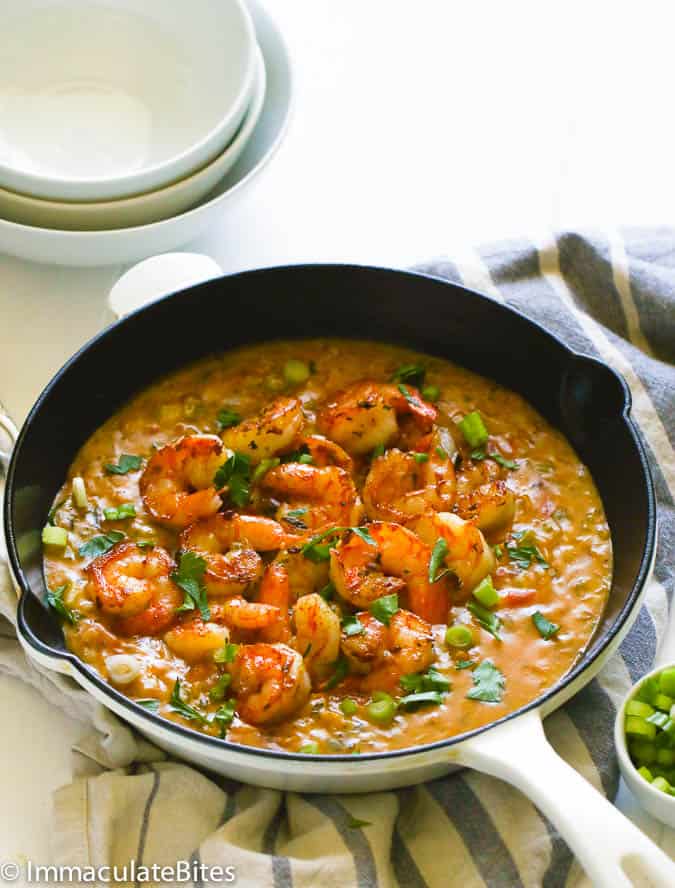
[456,708,675,886]
[108,252,223,319]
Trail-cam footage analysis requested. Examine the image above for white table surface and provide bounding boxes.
[1,0,674,876]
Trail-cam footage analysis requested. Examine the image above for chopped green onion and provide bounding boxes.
[71,477,89,509]
[366,694,397,724]
[467,600,501,639]
[390,364,426,387]
[251,458,281,483]
[652,776,672,794]
[213,700,236,736]
[659,668,675,698]
[657,748,675,766]
[493,544,504,559]
[284,360,310,386]
[626,700,655,719]
[636,675,660,705]
[637,766,654,782]
[371,443,385,459]
[421,385,440,402]
[647,711,670,729]
[319,582,336,601]
[42,525,68,549]
[299,742,320,754]
[413,452,429,464]
[654,693,674,712]
[445,624,474,649]
[626,716,657,739]
[135,699,160,713]
[324,656,350,690]
[103,503,136,522]
[400,667,451,694]
[532,611,560,640]
[630,739,657,763]
[472,576,499,609]
[217,408,241,430]
[298,453,313,464]
[169,680,207,723]
[435,446,448,460]
[429,537,450,583]
[458,412,488,449]
[340,698,358,716]
[369,593,399,626]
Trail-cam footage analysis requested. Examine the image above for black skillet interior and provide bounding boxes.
[6,264,655,694]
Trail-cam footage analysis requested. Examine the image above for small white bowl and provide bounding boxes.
[0,0,257,201]
[615,661,675,828]
[0,0,293,266]
[0,50,266,232]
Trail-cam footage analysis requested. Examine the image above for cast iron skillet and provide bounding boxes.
[2,260,670,886]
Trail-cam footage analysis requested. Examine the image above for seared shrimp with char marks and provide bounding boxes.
[455,479,516,533]
[210,596,281,631]
[180,513,291,597]
[317,381,437,455]
[363,429,456,523]
[341,609,435,683]
[262,462,363,533]
[221,397,304,464]
[227,643,311,725]
[257,562,292,643]
[88,542,182,636]
[411,511,495,596]
[292,592,341,685]
[330,521,449,624]
[164,616,229,663]
[140,435,226,528]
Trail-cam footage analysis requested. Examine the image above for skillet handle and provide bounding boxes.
[455,708,675,887]
[108,252,223,319]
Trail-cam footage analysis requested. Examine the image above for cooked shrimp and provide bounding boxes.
[411,511,495,596]
[302,435,354,472]
[262,462,363,532]
[317,381,437,455]
[88,543,182,636]
[210,597,281,630]
[330,521,449,624]
[363,433,456,523]
[341,609,434,679]
[228,643,311,725]
[455,480,516,533]
[140,435,226,528]
[221,397,304,464]
[292,593,341,684]
[164,617,229,663]
[180,513,290,596]
[272,548,330,600]
[257,562,291,643]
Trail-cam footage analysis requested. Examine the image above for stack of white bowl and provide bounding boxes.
[0,0,292,266]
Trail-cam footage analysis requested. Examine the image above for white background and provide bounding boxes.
[1,0,674,874]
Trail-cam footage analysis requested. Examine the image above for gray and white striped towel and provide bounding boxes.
[0,229,673,887]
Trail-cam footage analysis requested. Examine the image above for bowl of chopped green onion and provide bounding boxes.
[616,663,675,826]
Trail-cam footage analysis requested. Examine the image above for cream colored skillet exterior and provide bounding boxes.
[4,254,674,886]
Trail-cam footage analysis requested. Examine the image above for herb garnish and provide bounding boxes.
[369,593,399,626]
[390,364,426,387]
[46,583,79,625]
[103,503,136,521]
[217,408,241,430]
[455,659,476,670]
[283,507,309,530]
[400,667,451,694]
[471,448,518,470]
[506,531,548,570]
[324,656,350,690]
[342,614,365,636]
[466,660,505,703]
[136,699,160,712]
[398,690,445,710]
[104,454,143,475]
[301,525,375,563]
[213,452,251,508]
[214,642,240,664]
[532,611,560,639]
[169,680,207,723]
[209,673,232,702]
[213,700,236,737]
[78,531,125,559]
[429,537,450,583]
[467,600,502,639]
[171,550,210,621]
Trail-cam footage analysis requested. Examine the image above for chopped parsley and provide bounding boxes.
[467,599,502,639]
[369,593,399,626]
[301,525,374,563]
[324,656,350,690]
[78,531,125,559]
[342,614,365,636]
[398,690,445,710]
[213,700,236,737]
[471,448,518,470]
[466,660,506,703]
[169,680,207,723]
[213,452,251,508]
[400,667,451,694]
[390,364,426,387]
[171,550,210,621]
[214,642,240,664]
[506,531,548,569]
[216,408,241,430]
[319,582,336,601]
[136,699,160,713]
[104,454,143,475]
[428,537,450,583]
[209,673,232,702]
[46,583,79,625]
[455,659,476,670]
[532,611,560,639]
[371,443,386,459]
[458,412,488,449]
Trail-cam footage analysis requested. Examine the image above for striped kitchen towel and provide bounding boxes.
[1,229,673,887]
